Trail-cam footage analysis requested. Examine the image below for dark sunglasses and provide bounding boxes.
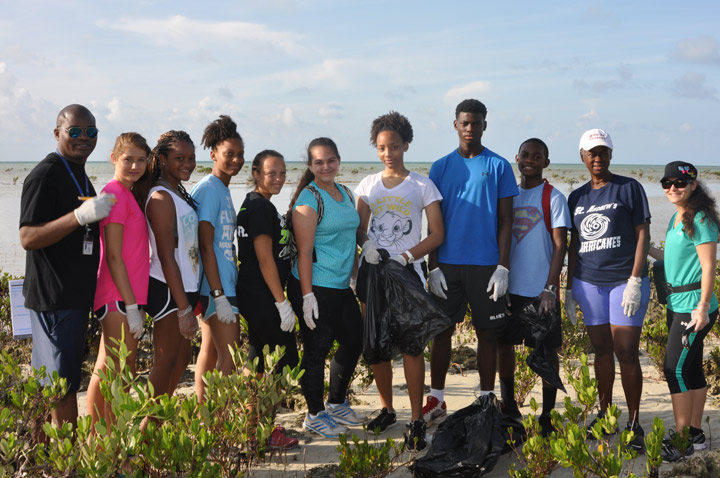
[661,178,693,190]
[66,127,99,139]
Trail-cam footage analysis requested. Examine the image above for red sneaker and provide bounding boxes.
[269,426,299,450]
[421,396,447,424]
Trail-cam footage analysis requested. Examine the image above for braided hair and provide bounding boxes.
[148,130,197,210]
[201,115,243,151]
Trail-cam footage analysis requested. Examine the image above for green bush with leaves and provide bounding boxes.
[336,432,403,478]
[514,344,538,407]
[1,335,302,477]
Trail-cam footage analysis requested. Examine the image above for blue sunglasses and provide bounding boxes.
[65,127,99,139]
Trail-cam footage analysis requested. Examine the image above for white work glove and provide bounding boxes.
[213,295,236,324]
[564,289,578,325]
[621,276,643,317]
[428,267,448,299]
[362,240,380,265]
[74,193,116,226]
[177,305,198,339]
[125,304,145,340]
[486,265,509,302]
[302,292,319,330]
[690,301,711,333]
[389,254,407,267]
[276,299,296,332]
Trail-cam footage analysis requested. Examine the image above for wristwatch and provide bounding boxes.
[211,288,225,298]
[543,285,557,296]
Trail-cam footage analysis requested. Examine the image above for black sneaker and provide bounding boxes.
[538,414,554,438]
[405,419,427,451]
[366,408,397,434]
[661,432,694,463]
[625,421,645,453]
[500,400,522,419]
[585,410,618,440]
[689,426,707,451]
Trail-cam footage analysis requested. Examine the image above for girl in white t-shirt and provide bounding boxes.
[355,111,444,450]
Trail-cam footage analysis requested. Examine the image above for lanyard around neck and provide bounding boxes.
[56,150,89,197]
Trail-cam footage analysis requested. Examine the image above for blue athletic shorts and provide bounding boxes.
[30,308,89,394]
[573,276,650,327]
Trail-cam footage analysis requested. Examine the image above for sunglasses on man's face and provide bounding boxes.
[66,127,99,139]
[661,178,693,190]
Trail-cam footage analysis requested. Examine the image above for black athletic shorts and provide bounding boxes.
[145,276,199,321]
[431,263,507,329]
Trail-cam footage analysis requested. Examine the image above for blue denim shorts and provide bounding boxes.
[30,308,89,394]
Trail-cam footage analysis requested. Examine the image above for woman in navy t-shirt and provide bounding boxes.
[565,129,650,450]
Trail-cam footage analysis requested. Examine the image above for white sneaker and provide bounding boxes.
[325,401,367,426]
[303,411,348,438]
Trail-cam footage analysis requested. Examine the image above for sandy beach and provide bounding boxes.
[3,160,720,476]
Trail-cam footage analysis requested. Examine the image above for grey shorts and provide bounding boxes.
[432,263,507,329]
[30,308,89,394]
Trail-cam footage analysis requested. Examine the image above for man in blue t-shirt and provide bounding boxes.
[424,99,519,423]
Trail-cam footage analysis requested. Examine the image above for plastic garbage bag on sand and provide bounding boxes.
[412,394,526,477]
[363,249,452,365]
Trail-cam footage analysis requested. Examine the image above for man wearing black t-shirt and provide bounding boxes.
[19,104,115,426]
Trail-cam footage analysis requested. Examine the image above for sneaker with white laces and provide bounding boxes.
[303,411,348,438]
[366,408,397,434]
[689,426,707,451]
[325,401,367,426]
[421,396,447,424]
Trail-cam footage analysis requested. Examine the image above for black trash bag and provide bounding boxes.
[412,394,526,477]
[363,249,453,365]
[516,298,566,393]
[652,260,669,305]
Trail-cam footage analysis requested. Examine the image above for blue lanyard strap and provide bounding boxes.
[56,150,89,197]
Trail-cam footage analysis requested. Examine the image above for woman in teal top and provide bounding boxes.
[286,137,367,439]
[650,161,719,462]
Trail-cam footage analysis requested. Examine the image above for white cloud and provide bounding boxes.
[443,81,491,104]
[318,103,343,119]
[272,59,353,90]
[106,97,122,122]
[1,44,54,68]
[577,107,599,122]
[672,71,718,100]
[0,62,56,140]
[670,36,720,64]
[268,106,299,127]
[679,123,693,132]
[573,64,632,94]
[104,15,304,56]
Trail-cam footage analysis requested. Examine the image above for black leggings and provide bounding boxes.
[287,276,363,414]
[238,290,299,374]
[664,308,718,394]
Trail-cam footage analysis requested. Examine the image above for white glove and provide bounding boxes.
[389,254,407,267]
[486,265,509,302]
[125,304,144,340]
[302,292,319,330]
[276,299,296,332]
[428,267,448,299]
[177,305,198,339]
[690,301,711,333]
[74,193,116,226]
[621,276,642,317]
[362,240,380,265]
[564,289,578,325]
[213,295,236,324]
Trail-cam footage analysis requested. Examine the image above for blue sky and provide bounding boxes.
[1,1,718,165]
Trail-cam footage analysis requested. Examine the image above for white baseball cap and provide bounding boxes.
[579,128,613,151]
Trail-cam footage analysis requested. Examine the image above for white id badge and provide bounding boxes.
[83,229,94,255]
